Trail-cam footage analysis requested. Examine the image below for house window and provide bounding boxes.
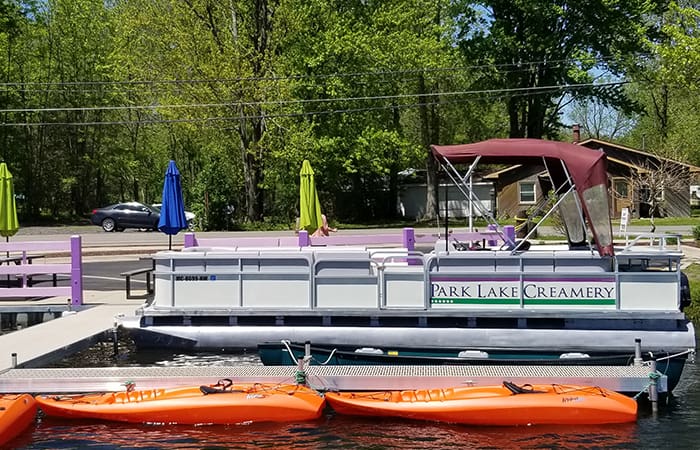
[614,180,628,198]
[640,186,664,203]
[519,182,536,204]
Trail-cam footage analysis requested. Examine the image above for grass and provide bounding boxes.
[683,263,700,325]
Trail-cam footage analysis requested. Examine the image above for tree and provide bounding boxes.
[276,0,494,221]
[568,97,635,141]
[456,0,668,139]
[629,157,690,228]
[111,0,286,222]
[623,2,700,164]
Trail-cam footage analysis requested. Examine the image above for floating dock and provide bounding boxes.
[0,301,137,372]
[0,364,665,395]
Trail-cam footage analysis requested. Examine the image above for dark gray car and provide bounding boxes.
[90,202,160,232]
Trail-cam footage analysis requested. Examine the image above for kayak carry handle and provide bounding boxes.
[503,381,546,395]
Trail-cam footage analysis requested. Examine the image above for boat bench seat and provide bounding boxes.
[120,267,154,299]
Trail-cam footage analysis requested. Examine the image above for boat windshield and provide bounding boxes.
[582,184,613,249]
[432,138,614,256]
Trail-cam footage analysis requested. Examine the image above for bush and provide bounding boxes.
[683,264,700,325]
[685,286,700,324]
[693,225,700,241]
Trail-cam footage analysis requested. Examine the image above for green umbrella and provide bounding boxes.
[299,160,322,234]
[0,162,19,239]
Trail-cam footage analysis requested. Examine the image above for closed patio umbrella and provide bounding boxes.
[158,160,188,250]
[299,160,322,234]
[0,162,19,240]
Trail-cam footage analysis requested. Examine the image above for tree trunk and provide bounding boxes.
[508,97,523,138]
[419,75,438,221]
[238,0,276,222]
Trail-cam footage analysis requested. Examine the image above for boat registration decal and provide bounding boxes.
[174,275,217,281]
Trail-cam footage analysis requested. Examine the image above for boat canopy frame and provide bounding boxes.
[431,139,615,256]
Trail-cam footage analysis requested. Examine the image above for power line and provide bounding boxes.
[0,60,600,96]
[0,81,627,115]
[0,57,616,88]
[0,81,618,127]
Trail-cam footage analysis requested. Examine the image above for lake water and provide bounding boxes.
[8,336,700,449]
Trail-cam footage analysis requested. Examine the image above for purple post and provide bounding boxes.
[70,235,83,306]
[402,228,415,251]
[403,227,420,265]
[503,225,516,247]
[298,230,310,247]
[184,232,197,248]
[487,224,498,246]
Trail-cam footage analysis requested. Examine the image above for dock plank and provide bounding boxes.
[0,304,137,372]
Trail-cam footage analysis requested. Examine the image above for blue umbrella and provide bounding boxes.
[158,160,188,249]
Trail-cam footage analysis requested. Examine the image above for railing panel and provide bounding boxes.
[619,272,679,310]
[0,236,81,305]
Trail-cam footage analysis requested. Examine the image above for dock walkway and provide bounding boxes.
[0,290,140,372]
[0,364,664,395]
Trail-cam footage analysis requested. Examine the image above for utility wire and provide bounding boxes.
[0,65,554,95]
[0,57,617,88]
[0,62,600,95]
[0,82,607,127]
[0,81,627,115]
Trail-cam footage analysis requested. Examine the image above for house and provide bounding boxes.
[483,130,700,220]
[398,178,495,220]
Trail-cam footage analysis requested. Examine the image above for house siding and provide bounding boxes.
[399,182,494,220]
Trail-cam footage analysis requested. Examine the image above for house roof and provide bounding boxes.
[482,165,523,180]
[606,156,650,174]
[579,138,700,173]
[482,139,695,179]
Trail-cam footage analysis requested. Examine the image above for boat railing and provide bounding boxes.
[619,233,683,254]
[312,252,380,309]
[374,251,428,309]
[151,242,684,313]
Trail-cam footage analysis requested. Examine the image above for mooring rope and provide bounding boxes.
[633,371,662,400]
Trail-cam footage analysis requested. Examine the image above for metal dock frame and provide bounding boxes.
[0,364,665,397]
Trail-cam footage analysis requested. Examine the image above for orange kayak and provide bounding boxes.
[36,380,325,425]
[325,382,637,426]
[0,394,37,446]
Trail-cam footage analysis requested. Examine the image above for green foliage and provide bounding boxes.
[0,0,696,230]
[693,225,700,242]
[682,263,700,325]
[457,0,666,138]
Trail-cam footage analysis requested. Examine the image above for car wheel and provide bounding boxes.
[102,218,116,232]
[187,219,195,231]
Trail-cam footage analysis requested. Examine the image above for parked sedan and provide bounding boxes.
[151,203,196,230]
[90,202,160,232]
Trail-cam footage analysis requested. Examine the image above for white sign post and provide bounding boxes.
[620,207,629,243]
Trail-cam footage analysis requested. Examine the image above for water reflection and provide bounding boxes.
[24,415,642,450]
[45,335,263,369]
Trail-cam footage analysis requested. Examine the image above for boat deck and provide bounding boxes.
[0,364,665,395]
